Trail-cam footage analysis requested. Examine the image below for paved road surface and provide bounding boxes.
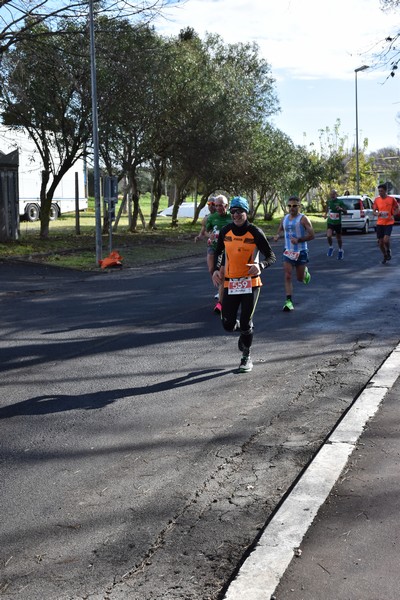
[0,229,399,599]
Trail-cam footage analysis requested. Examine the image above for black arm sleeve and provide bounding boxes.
[213,223,231,271]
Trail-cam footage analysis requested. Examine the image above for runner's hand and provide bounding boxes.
[212,270,222,286]
[246,263,261,276]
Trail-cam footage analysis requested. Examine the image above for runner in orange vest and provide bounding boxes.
[373,183,399,264]
[212,196,275,373]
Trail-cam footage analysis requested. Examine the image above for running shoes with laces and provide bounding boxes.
[283,299,294,311]
[239,353,253,372]
[337,249,344,260]
[327,247,334,257]
[303,267,311,284]
[213,301,222,314]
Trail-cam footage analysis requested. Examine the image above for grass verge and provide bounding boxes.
[1,208,326,271]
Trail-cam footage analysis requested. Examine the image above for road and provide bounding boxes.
[0,229,399,600]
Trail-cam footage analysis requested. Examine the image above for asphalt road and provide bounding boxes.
[1,229,399,600]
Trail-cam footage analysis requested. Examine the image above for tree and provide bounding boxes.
[94,19,165,232]
[369,146,400,191]
[312,121,352,206]
[0,20,92,238]
[0,1,182,55]
[232,124,297,218]
[160,31,279,225]
[1,2,182,238]
[367,1,400,79]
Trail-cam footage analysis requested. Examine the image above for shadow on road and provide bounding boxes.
[0,368,228,418]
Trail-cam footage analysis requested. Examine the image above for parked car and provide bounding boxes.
[338,195,377,234]
[390,194,400,223]
[158,202,210,218]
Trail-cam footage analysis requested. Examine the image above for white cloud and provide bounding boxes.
[155,0,400,150]
[156,0,397,80]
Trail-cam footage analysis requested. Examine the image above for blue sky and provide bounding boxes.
[155,0,400,153]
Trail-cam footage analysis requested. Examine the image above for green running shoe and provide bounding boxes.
[283,299,294,311]
[303,267,311,284]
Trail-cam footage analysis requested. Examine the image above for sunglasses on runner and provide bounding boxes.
[287,204,299,208]
[230,208,245,214]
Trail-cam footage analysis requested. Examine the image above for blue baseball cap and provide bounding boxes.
[230,196,249,213]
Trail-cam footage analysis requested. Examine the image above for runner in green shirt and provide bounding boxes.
[206,194,232,313]
[324,189,347,260]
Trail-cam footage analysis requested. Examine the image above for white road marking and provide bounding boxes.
[223,344,400,600]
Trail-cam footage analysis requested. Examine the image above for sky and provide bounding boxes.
[154,0,400,153]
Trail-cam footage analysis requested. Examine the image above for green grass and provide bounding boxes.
[1,196,326,271]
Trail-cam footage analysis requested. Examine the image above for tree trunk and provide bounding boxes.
[113,191,127,232]
[171,175,191,227]
[148,158,165,229]
[128,173,140,233]
[193,192,209,223]
[39,169,51,239]
[138,205,146,229]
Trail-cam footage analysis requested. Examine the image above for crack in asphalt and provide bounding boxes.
[100,336,380,599]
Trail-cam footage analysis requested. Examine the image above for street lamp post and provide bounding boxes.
[89,0,102,265]
[354,65,369,195]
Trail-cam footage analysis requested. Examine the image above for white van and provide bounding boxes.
[0,125,88,221]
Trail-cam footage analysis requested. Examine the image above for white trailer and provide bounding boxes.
[0,126,88,221]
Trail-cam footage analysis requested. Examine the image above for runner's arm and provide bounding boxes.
[194,216,207,242]
[211,231,226,286]
[297,215,315,242]
[213,225,227,272]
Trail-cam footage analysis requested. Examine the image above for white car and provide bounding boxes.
[158,202,210,218]
[338,195,377,234]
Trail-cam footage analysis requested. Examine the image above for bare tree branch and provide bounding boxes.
[0,1,183,54]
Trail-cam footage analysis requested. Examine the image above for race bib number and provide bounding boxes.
[329,212,340,219]
[380,211,389,218]
[228,277,252,295]
[283,249,300,261]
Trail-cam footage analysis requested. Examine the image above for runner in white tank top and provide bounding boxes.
[273,196,315,312]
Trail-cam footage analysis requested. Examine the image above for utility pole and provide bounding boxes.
[355,65,369,195]
[89,0,102,265]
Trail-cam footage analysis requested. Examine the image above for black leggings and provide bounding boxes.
[221,287,261,349]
